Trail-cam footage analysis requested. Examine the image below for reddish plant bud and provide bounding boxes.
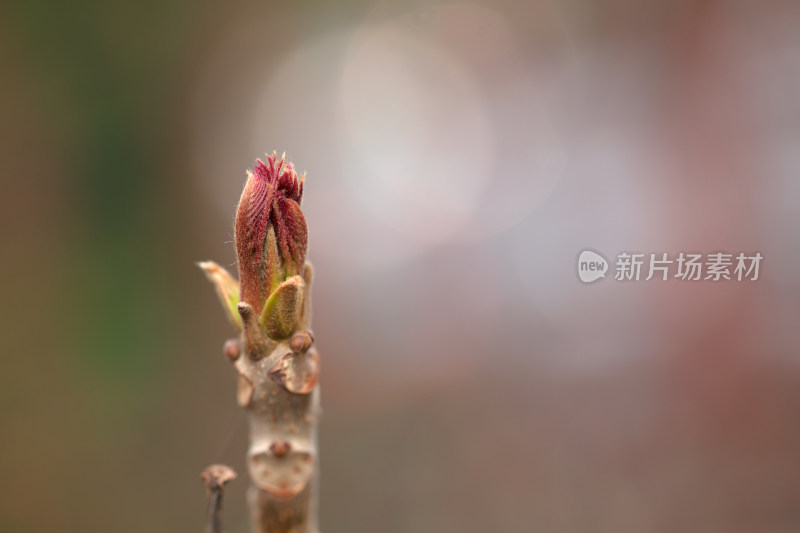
[235,152,308,314]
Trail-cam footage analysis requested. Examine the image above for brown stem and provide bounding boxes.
[228,262,320,533]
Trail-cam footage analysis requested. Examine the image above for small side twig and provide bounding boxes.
[201,464,237,533]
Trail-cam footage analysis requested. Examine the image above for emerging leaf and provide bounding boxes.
[260,275,304,340]
[198,261,242,331]
[235,152,307,315]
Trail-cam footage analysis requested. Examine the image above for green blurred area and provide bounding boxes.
[11,0,194,377]
[1,3,215,531]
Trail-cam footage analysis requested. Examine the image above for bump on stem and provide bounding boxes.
[237,302,270,359]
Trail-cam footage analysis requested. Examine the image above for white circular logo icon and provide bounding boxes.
[577,249,608,283]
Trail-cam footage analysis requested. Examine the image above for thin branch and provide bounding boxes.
[201,464,237,533]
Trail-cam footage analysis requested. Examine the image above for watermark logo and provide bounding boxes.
[577,249,609,283]
[577,250,763,283]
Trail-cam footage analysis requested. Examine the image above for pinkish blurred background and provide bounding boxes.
[1,1,800,532]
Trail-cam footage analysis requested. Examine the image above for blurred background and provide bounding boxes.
[2,1,800,532]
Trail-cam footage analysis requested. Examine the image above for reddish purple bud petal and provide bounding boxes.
[235,152,308,313]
